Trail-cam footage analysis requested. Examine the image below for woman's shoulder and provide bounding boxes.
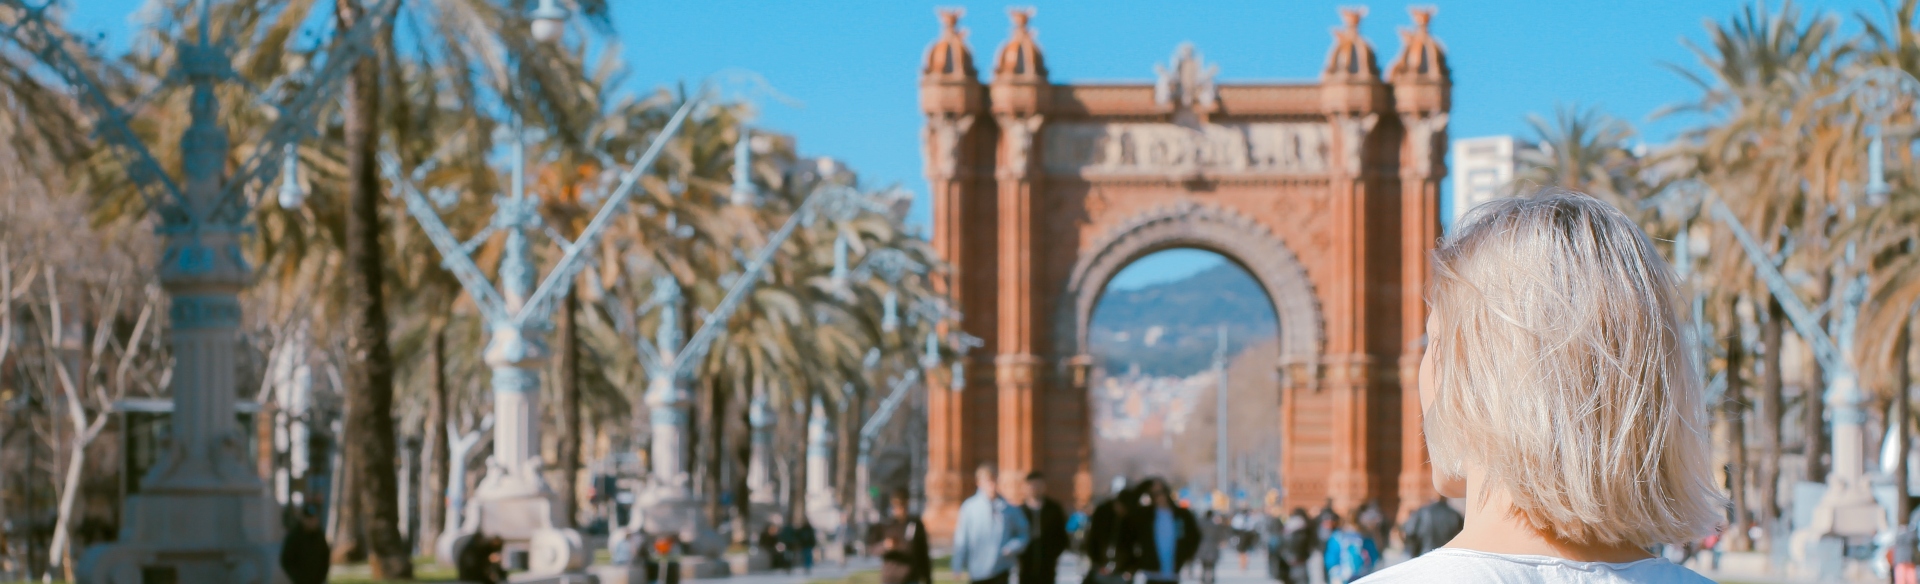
[1357,548,1714,584]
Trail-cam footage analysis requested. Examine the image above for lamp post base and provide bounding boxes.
[440,471,591,579]
[78,490,285,584]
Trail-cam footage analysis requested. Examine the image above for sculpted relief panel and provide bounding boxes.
[1042,121,1330,177]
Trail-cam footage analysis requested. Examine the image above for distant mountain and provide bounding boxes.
[1088,261,1279,377]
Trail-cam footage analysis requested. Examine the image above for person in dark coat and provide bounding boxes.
[1311,503,1339,584]
[456,533,507,584]
[1127,478,1201,584]
[759,520,792,573]
[782,518,819,574]
[1085,484,1139,579]
[876,490,933,584]
[1278,509,1315,584]
[1399,498,1464,558]
[1020,472,1070,584]
[278,506,331,584]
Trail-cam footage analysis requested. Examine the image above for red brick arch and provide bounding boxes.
[916,6,1451,537]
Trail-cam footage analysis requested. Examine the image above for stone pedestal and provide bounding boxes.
[1792,374,1888,557]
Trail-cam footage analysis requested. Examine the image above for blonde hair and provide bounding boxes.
[1425,190,1723,546]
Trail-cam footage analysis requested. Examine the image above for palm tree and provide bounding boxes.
[1668,0,1851,545]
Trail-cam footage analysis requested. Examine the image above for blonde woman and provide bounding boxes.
[1361,191,1724,583]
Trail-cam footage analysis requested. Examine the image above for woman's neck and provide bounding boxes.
[1445,471,1652,563]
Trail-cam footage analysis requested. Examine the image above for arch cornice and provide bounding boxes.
[1056,201,1325,376]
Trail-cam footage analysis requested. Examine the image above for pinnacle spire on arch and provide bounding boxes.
[1388,6,1450,83]
[993,7,1048,81]
[923,7,978,81]
[1322,6,1380,82]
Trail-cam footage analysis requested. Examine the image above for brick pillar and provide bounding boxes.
[923,365,965,538]
[990,109,1043,494]
[987,7,1049,496]
[917,7,983,540]
[1393,110,1446,518]
[1387,5,1452,520]
[1280,360,1331,513]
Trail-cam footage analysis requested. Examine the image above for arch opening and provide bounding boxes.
[1087,248,1284,505]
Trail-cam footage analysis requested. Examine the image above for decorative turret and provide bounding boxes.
[1389,7,1450,178]
[1322,7,1379,83]
[1389,5,1451,124]
[992,8,1048,83]
[1320,7,1389,176]
[921,8,983,117]
[1387,7,1449,87]
[923,8,977,83]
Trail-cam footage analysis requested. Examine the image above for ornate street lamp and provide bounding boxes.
[0,0,397,581]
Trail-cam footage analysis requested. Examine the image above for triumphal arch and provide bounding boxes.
[918,7,1451,534]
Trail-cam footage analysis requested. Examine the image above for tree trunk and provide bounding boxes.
[836,394,861,525]
[1807,348,1828,485]
[421,325,449,553]
[1897,310,1912,532]
[703,375,729,528]
[554,290,581,528]
[790,396,812,525]
[1757,297,1784,547]
[731,391,753,544]
[337,0,410,577]
[1724,303,1750,551]
[331,449,364,563]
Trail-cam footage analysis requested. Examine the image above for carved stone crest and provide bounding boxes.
[1154,43,1218,111]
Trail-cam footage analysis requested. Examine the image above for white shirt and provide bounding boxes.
[1358,548,1714,584]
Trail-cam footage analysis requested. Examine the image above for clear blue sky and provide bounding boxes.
[65,0,1887,289]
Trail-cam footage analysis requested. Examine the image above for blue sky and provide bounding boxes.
[65,0,1888,289]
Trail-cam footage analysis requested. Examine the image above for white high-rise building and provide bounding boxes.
[1449,136,1534,225]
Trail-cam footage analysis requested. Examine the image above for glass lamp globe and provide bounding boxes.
[530,0,568,44]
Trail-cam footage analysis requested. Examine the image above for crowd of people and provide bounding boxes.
[885,192,1729,584]
[263,192,1734,584]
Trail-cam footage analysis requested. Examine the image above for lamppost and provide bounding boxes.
[597,139,902,575]
[386,25,701,580]
[0,0,392,581]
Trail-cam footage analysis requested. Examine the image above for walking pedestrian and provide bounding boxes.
[1233,511,1256,572]
[1128,478,1200,584]
[1194,511,1225,584]
[952,463,1031,584]
[1278,509,1315,584]
[1084,484,1139,584]
[278,506,331,584]
[1355,191,1723,583]
[792,518,818,574]
[1022,472,1069,584]
[1312,506,1338,584]
[760,520,792,573]
[877,489,933,584]
[1325,513,1379,583]
[1399,497,1463,559]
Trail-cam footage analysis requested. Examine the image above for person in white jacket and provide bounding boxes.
[952,464,1030,584]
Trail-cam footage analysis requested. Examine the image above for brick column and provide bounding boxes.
[992,110,1044,495]
[987,7,1049,496]
[917,6,983,538]
[1387,6,1452,519]
[1394,111,1446,516]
